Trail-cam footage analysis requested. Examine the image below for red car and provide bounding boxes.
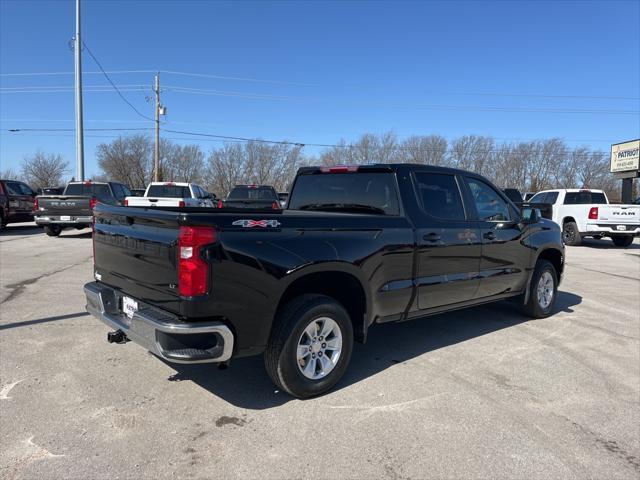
[0,179,37,231]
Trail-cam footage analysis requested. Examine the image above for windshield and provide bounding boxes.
[228,186,277,200]
[146,185,191,198]
[289,172,400,215]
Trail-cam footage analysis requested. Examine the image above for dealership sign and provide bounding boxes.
[610,139,639,173]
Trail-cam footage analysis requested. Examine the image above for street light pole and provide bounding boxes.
[74,0,85,181]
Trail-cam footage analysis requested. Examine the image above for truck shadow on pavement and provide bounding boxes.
[0,224,42,236]
[579,238,640,249]
[165,290,582,409]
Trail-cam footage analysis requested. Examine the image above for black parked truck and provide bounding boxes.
[35,181,131,236]
[84,164,565,398]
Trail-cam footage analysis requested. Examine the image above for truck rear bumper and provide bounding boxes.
[584,223,640,236]
[35,215,92,225]
[84,282,234,364]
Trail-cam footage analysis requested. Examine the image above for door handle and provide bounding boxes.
[483,231,496,240]
[423,232,441,242]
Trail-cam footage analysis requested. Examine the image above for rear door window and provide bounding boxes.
[5,181,24,196]
[147,185,191,198]
[414,173,466,220]
[289,172,400,215]
[64,183,113,202]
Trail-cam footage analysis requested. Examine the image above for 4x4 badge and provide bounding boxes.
[232,219,281,228]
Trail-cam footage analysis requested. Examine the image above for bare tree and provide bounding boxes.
[0,167,22,181]
[162,143,205,183]
[21,151,69,190]
[96,135,153,188]
[400,135,448,165]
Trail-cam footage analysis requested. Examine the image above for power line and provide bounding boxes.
[81,42,154,122]
[0,70,155,77]
[7,127,153,132]
[2,69,637,101]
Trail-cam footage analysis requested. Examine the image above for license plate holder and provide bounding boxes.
[60,215,71,221]
[616,225,626,231]
[122,296,139,319]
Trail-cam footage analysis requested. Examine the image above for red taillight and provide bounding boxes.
[271,201,280,210]
[33,197,39,212]
[178,200,186,208]
[217,200,223,209]
[84,180,92,186]
[89,197,97,210]
[588,207,598,219]
[178,226,216,297]
[319,165,359,173]
[124,198,129,206]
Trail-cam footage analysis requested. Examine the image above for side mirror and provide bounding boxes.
[520,206,539,224]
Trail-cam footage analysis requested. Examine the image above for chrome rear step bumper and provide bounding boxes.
[84,281,233,364]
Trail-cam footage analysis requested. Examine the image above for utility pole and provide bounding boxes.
[74,0,85,181]
[154,72,160,181]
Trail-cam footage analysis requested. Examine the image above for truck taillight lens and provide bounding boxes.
[179,200,186,208]
[272,201,279,210]
[124,198,128,206]
[588,207,598,219]
[217,200,223,209]
[178,226,216,297]
[89,197,97,210]
[33,197,39,211]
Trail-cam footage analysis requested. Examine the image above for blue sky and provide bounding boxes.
[1,0,639,178]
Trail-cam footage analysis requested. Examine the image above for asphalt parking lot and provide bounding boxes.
[1,223,639,480]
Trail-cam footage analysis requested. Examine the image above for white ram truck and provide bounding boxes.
[124,182,214,208]
[529,189,639,247]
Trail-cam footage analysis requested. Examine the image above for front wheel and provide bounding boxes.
[562,221,581,246]
[523,259,558,318]
[44,225,62,237]
[611,235,634,247]
[264,294,354,399]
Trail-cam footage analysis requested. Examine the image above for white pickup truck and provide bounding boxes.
[124,182,214,208]
[529,189,639,247]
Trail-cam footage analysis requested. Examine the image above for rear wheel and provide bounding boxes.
[0,213,5,232]
[612,235,634,247]
[264,294,354,399]
[523,259,558,318]
[562,221,581,246]
[44,225,62,237]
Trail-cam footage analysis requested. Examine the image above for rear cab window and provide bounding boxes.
[147,185,192,198]
[563,191,607,204]
[289,172,400,215]
[64,183,114,202]
[228,186,278,200]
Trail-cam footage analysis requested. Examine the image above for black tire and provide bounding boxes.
[612,235,634,247]
[0,214,5,232]
[523,259,558,318]
[44,225,62,237]
[264,294,354,399]
[562,221,581,246]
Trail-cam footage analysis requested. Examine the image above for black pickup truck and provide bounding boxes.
[84,164,564,398]
[35,181,131,236]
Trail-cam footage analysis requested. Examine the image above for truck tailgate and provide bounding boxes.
[93,205,183,310]
[595,205,640,225]
[37,195,92,216]
[126,197,184,207]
